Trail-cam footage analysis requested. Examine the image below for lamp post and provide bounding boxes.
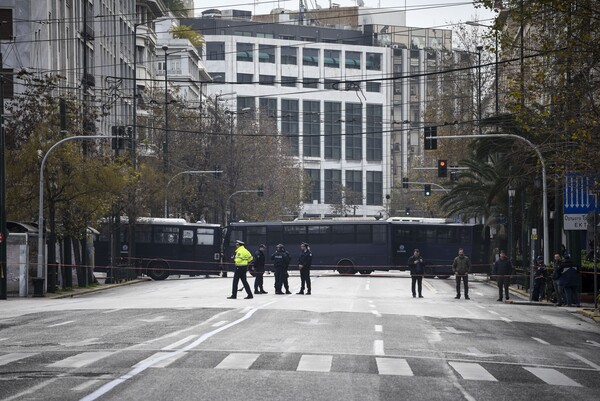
[476,45,483,135]
[162,45,169,174]
[164,170,222,217]
[467,21,499,115]
[0,51,6,300]
[508,188,516,262]
[226,190,263,224]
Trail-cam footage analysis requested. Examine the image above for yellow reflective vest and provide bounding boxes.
[235,245,253,267]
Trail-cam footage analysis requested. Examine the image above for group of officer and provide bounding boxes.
[228,240,313,299]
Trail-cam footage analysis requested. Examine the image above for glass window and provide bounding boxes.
[281,46,297,64]
[356,225,371,243]
[303,78,319,89]
[236,43,253,61]
[324,169,341,203]
[182,229,194,245]
[366,82,380,92]
[206,42,225,60]
[303,48,319,66]
[305,169,321,203]
[324,102,341,160]
[153,226,179,244]
[345,103,362,161]
[366,104,383,161]
[228,228,244,247]
[346,170,362,198]
[259,98,277,120]
[281,99,299,155]
[367,171,383,205]
[197,228,215,245]
[247,226,267,245]
[281,76,297,87]
[135,225,152,244]
[237,73,253,84]
[324,79,340,90]
[324,49,340,67]
[308,225,331,244]
[259,44,275,63]
[345,51,361,69]
[366,53,381,70]
[259,75,276,85]
[284,225,307,244]
[332,225,354,243]
[372,225,386,244]
[210,72,225,83]
[303,100,320,157]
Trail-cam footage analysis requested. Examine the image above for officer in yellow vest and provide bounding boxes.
[228,240,254,299]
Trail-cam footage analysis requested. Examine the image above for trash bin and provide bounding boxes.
[32,277,45,297]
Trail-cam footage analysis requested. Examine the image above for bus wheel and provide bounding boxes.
[437,275,451,279]
[147,262,170,280]
[424,267,434,279]
[359,270,372,275]
[337,261,356,275]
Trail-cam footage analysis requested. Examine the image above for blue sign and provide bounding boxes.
[563,173,598,214]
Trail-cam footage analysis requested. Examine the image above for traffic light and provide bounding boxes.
[111,125,126,150]
[424,184,432,197]
[405,207,411,216]
[450,169,458,181]
[402,177,409,189]
[424,126,437,150]
[437,160,448,177]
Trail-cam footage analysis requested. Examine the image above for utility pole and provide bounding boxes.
[0,51,6,300]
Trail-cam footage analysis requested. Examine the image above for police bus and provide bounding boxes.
[95,217,222,280]
[223,217,489,277]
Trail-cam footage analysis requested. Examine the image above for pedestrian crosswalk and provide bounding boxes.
[0,350,597,389]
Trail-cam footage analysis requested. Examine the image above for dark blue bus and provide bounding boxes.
[223,217,489,277]
[95,217,223,280]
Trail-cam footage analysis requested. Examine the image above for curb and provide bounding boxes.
[578,309,600,323]
[49,278,149,299]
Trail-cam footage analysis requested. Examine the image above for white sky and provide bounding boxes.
[193,0,497,30]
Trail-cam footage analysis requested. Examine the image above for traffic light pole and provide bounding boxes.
[37,135,119,293]
[405,181,450,194]
[430,133,549,266]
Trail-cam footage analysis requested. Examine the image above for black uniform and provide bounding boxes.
[253,248,267,294]
[492,256,513,301]
[298,245,313,295]
[271,247,291,294]
[408,254,425,298]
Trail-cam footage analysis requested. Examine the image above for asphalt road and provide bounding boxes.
[1,273,599,401]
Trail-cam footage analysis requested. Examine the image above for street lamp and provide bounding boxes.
[164,170,223,217]
[162,45,169,174]
[508,188,516,262]
[466,21,499,115]
[226,190,264,224]
[476,45,483,135]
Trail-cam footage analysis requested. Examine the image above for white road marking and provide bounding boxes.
[211,320,229,327]
[376,358,414,376]
[371,310,382,318]
[585,340,600,348]
[374,340,385,355]
[0,353,37,366]
[215,353,260,370]
[566,352,600,370]
[60,338,101,347]
[297,354,332,372]
[449,362,498,381]
[135,352,187,368]
[445,327,470,334]
[0,338,8,342]
[101,309,121,314]
[72,375,112,392]
[532,337,550,345]
[474,292,484,296]
[48,320,75,328]
[488,310,500,315]
[161,335,198,350]
[137,316,167,323]
[374,325,382,332]
[238,306,253,314]
[500,317,512,323]
[48,352,113,368]
[428,330,442,342]
[423,280,437,293]
[524,367,582,387]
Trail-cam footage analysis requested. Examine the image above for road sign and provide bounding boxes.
[563,173,598,214]
[564,214,588,231]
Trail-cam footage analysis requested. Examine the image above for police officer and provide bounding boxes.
[271,244,291,294]
[297,242,312,295]
[227,240,253,299]
[452,248,471,299]
[253,244,267,294]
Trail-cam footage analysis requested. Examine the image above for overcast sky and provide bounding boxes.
[192,0,497,29]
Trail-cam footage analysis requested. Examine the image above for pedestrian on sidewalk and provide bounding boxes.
[558,254,580,307]
[531,256,547,301]
[492,250,512,301]
[551,253,565,306]
[452,248,471,299]
[408,249,425,298]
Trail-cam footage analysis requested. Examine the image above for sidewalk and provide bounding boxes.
[486,277,600,323]
[47,276,150,299]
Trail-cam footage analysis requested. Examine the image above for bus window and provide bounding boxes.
[182,229,194,245]
[228,228,244,247]
[284,225,307,244]
[437,227,452,244]
[136,224,152,243]
[197,228,215,245]
[308,225,331,244]
[356,225,371,243]
[247,226,267,245]
[372,225,386,244]
[332,224,354,243]
[154,226,179,244]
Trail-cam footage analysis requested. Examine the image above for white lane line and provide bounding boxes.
[500,317,512,323]
[369,304,376,308]
[449,362,498,381]
[374,325,382,332]
[566,352,600,370]
[0,353,37,366]
[135,352,187,368]
[475,304,486,310]
[80,299,277,401]
[48,320,75,328]
[374,340,385,355]
[586,340,600,347]
[161,335,198,350]
[524,367,582,387]
[365,284,370,290]
[215,353,260,370]
[532,337,550,345]
[297,355,332,372]
[238,306,253,314]
[474,292,484,296]
[72,375,113,392]
[211,320,229,328]
[48,352,114,368]
[0,338,8,342]
[101,309,121,314]
[423,280,437,294]
[488,310,500,316]
[371,310,382,318]
[376,358,414,376]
